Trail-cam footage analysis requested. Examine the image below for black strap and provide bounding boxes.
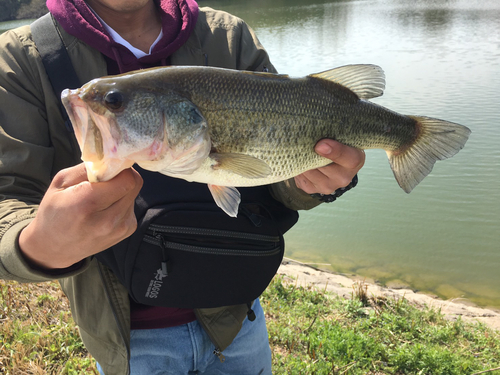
[31,13,81,132]
[310,174,358,203]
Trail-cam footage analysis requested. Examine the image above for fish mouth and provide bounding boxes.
[62,88,92,157]
[62,88,128,181]
[61,88,211,182]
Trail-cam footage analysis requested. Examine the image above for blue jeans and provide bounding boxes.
[97,299,272,374]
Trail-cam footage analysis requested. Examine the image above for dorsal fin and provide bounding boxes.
[309,64,385,99]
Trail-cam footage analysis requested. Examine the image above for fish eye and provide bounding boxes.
[190,107,204,124]
[104,91,124,111]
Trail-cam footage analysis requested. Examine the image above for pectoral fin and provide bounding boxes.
[208,184,241,217]
[210,153,272,178]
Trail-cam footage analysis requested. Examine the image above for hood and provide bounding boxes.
[47,0,199,73]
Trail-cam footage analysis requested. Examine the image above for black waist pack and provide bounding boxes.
[96,168,298,309]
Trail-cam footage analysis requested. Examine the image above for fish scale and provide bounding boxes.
[61,64,471,217]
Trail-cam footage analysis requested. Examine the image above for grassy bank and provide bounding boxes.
[0,281,95,374]
[1,277,499,374]
[263,277,500,374]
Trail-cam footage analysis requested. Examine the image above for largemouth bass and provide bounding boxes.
[61,64,471,217]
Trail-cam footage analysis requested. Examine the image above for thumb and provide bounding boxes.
[315,139,339,159]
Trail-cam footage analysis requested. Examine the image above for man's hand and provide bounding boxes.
[19,163,143,270]
[294,139,365,195]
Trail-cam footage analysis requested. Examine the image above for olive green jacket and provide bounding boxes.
[0,7,319,374]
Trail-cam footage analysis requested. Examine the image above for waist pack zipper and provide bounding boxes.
[144,234,281,257]
[148,224,279,242]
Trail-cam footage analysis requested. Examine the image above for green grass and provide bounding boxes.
[1,276,500,374]
[261,276,500,375]
[0,281,97,374]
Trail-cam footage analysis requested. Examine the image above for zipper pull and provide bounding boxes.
[213,348,226,363]
[161,261,169,277]
[156,234,170,277]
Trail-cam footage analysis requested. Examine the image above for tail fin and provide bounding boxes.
[386,116,471,193]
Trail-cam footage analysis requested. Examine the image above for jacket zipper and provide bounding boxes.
[213,347,226,363]
[193,309,227,363]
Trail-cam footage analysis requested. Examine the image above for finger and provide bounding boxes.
[86,170,142,241]
[315,139,365,170]
[90,197,139,243]
[99,168,143,218]
[294,171,333,195]
[93,168,143,211]
[63,167,143,213]
[52,163,90,189]
[304,164,357,193]
[295,169,346,195]
[294,174,317,194]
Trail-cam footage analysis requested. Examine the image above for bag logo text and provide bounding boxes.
[145,268,166,299]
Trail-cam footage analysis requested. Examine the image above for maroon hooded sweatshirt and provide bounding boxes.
[47,0,200,329]
[47,0,198,73]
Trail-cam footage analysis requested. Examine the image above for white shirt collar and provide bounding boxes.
[92,8,163,59]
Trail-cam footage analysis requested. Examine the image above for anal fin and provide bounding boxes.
[208,184,241,217]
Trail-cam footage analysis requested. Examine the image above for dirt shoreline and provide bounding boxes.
[278,257,500,332]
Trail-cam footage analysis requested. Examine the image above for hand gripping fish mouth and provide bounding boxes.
[61,85,211,183]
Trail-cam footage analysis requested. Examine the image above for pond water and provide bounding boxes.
[2,0,499,308]
[0,19,34,35]
[202,0,500,308]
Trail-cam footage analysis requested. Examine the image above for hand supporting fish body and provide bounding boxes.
[61,64,471,217]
